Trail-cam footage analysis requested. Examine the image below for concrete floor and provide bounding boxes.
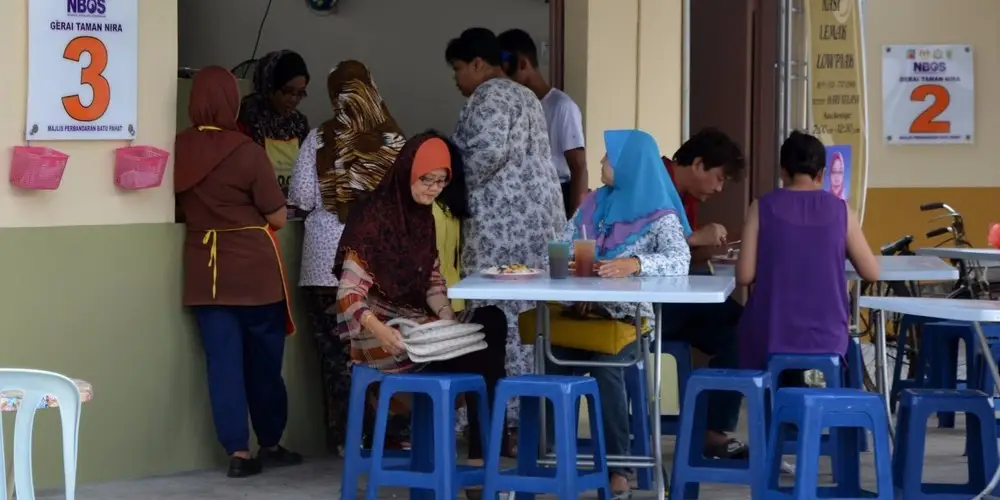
[36,414,996,500]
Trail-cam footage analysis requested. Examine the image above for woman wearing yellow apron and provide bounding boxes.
[238,50,311,197]
[176,66,301,478]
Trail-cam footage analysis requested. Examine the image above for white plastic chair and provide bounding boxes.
[0,369,81,500]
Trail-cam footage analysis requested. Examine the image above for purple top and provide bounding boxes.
[737,189,849,369]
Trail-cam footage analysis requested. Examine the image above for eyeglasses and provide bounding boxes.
[419,175,449,188]
[280,87,308,99]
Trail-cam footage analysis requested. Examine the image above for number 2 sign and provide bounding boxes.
[882,45,974,145]
[26,0,138,141]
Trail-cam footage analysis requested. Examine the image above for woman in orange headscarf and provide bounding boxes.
[175,66,301,478]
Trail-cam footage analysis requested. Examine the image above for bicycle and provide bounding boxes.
[853,234,919,392]
[920,202,993,300]
[856,202,993,392]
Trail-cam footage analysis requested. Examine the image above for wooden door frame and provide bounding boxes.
[549,0,564,90]
[547,0,778,200]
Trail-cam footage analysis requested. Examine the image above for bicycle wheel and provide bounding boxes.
[859,280,917,393]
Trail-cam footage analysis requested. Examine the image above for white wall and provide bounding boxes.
[178,0,550,136]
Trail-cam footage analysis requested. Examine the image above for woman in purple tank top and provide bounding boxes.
[735,131,879,386]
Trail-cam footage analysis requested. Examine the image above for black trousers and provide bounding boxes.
[561,181,574,219]
[423,305,508,459]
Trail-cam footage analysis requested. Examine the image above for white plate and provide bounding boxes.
[405,333,486,357]
[481,266,544,280]
[408,341,489,363]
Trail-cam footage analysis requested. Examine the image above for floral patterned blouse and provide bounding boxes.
[451,78,566,297]
[555,211,692,328]
[336,252,474,373]
[288,128,345,288]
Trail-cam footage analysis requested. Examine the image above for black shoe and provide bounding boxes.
[257,445,303,467]
[226,456,262,478]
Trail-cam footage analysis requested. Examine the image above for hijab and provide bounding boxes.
[317,60,405,220]
[573,129,693,259]
[335,133,451,310]
[174,66,253,192]
[238,50,311,145]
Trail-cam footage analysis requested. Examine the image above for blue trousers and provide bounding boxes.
[546,342,636,477]
[193,302,289,455]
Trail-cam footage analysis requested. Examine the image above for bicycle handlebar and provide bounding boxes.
[926,227,952,239]
[879,235,914,256]
[920,202,944,211]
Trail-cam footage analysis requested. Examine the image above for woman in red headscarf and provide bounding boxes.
[175,66,301,478]
[335,131,507,499]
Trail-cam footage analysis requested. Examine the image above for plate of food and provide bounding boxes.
[482,264,544,280]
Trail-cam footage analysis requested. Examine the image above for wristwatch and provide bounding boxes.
[633,257,642,276]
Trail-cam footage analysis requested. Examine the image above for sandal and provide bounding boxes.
[704,438,749,460]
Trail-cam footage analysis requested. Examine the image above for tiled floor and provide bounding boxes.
[38,414,995,499]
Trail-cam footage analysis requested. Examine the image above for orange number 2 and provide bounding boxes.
[909,84,951,135]
[61,36,111,122]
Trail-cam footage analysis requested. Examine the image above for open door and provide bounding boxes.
[688,0,755,240]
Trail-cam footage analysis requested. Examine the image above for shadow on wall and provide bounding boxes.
[0,223,323,489]
[177,0,550,135]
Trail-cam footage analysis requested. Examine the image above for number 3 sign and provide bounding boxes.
[882,45,975,145]
[26,0,138,141]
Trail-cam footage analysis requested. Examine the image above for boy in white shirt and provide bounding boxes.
[498,29,587,218]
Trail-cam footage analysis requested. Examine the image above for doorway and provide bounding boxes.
[689,0,780,239]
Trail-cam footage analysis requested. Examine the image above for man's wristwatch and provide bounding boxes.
[633,257,642,275]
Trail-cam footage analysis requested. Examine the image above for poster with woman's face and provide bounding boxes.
[822,145,852,201]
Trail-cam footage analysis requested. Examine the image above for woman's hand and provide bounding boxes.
[598,258,641,278]
[372,323,406,355]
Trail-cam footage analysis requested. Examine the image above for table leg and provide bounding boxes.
[652,303,665,500]
[5,458,12,500]
[874,309,895,440]
[850,279,861,335]
[971,322,1000,397]
[534,300,547,458]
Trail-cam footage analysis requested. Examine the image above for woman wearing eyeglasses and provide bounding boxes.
[238,50,311,198]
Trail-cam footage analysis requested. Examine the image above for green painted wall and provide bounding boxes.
[0,222,325,489]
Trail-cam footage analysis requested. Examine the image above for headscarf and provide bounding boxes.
[174,66,253,192]
[318,60,405,220]
[238,50,311,145]
[573,129,693,259]
[335,133,450,311]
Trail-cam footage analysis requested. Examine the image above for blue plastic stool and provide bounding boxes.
[367,373,492,500]
[483,375,611,500]
[890,314,929,409]
[764,389,893,499]
[920,322,983,428]
[670,369,772,499]
[767,353,858,456]
[340,365,410,500]
[894,389,999,499]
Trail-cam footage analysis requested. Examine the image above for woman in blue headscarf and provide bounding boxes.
[545,129,692,497]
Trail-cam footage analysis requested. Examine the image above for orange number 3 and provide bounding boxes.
[909,84,951,135]
[61,36,111,122]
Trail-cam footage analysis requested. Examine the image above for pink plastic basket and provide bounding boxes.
[10,146,70,190]
[114,146,169,190]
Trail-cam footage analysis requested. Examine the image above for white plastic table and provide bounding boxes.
[712,255,958,334]
[449,274,736,500]
[916,247,1000,266]
[859,296,1000,431]
[711,254,957,280]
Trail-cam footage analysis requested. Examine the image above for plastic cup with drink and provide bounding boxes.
[573,226,596,277]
